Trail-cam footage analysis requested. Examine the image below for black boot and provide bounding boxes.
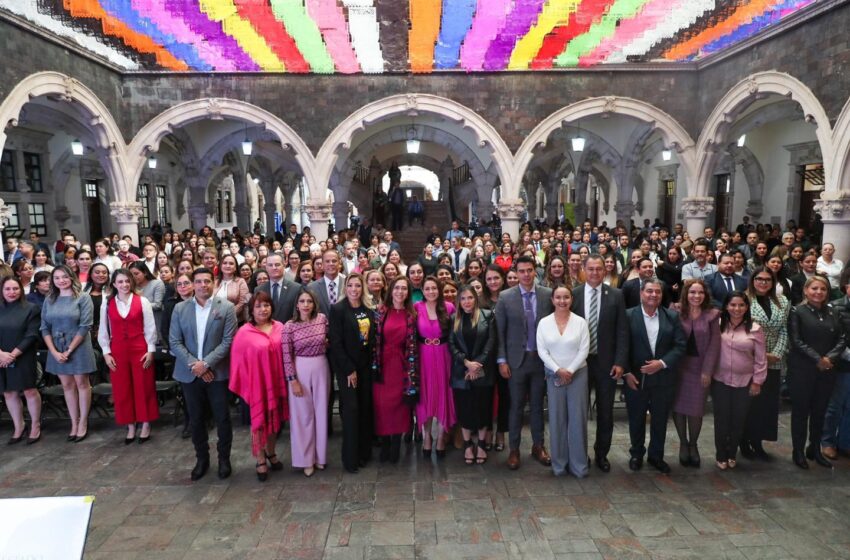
[751,440,770,461]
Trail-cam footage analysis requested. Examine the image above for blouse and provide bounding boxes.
[536,312,590,375]
[282,314,328,382]
[714,323,767,387]
[96,294,158,355]
[817,257,844,289]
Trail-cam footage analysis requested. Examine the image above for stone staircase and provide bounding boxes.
[395,200,451,264]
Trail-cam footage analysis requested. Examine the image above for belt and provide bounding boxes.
[419,336,448,346]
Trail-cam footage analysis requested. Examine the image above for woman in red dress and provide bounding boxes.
[373,277,419,463]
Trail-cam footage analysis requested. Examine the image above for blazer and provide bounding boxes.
[307,275,345,318]
[256,278,301,324]
[328,299,376,380]
[787,303,846,369]
[704,272,748,308]
[168,296,238,383]
[625,305,686,389]
[680,308,721,378]
[570,283,629,373]
[449,308,496,389]
[621,277,673,309]
[214,276,250,321]
[494,284,554,369]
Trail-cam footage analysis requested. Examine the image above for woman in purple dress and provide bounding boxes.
[373,277,419,463]
[415,276,456,458]
[672,279,720,468]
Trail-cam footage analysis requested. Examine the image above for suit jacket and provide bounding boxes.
[571,283,629,373]
[256,278,301,323]
[449,308,496,389]
[614,248,632,271]
[621,278,672,309]
[625,305,686,389]
[328,299,376,379]
[168,297,238,383]
[494,284,554,369]
[307,275,345,317]
[704,272,748,308]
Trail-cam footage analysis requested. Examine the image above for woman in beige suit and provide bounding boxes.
[215,254,250,322]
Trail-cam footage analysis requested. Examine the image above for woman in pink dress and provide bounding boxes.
[229,291,288,482]
[415,276,456,458]
[373,277,419,463]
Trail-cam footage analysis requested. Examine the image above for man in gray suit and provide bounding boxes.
[256,253,300,323]
[571,255,629,473]
[169,267,238,481]
[495,255,553,470]
[307,249,345,317]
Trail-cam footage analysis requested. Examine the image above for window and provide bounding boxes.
[5,202,19,228]
[85,180,99,199]
[0,150,15,192]
[23,152,42,192]
[155,184,168,224]
[216,188,232,223]
[137,183,150,229]
[28,203,46,236]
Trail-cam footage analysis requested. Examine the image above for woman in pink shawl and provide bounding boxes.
[229,291,288,482]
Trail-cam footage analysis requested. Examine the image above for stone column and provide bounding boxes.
[304,200,332,242]
[498,199,524,240]
[0,197,12,262]
[109,201,144,244]
[680,197,714,239]
[332,200,350,231]
[815,195,850,261]
[263,202,277,235]
[187,203,208,231]
[573,169,589,224]
[234,202,250,231]
[615,200,636,225]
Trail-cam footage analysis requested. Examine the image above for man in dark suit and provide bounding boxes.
[169,268,238,481]
[705,253,747,308]
[623,278,686,474]
[494,256,554,470]
[621,258,672,308]
[255,253,300,323]
[614,234,633,272]
[571,255,629,473]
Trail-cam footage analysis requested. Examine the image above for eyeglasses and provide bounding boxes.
[754,277,773,282]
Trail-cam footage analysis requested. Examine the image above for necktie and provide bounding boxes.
[725,277,733,292]
[328,279,336,305]
[272,282,280,303]
[588,288,599,354]
[523,291,536,351]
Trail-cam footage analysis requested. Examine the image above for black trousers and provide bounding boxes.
[493,374,510,433]
[588,354,617,458]
[337,364,374,471]
[744,368,780,442]
[789,367,837,453]
[391,205,403,231]
[624,382,673,460]
[711,382,750,462]
[182,378,232,462]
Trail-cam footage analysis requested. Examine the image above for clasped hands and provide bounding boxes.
[464,359,484,381]
[817,357,834,371]
[0,350,15,367]
[191,360,215,383]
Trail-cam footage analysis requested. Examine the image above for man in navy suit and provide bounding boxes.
[623,278,686,474]
[705,253,747,308]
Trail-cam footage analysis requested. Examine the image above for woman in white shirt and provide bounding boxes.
[817,243,844,292]
[536,285,590,478]
[98,269,159,443]
[93,238,122,273]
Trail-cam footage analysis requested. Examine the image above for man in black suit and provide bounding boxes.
[623,278,686,474]
[571,255,629,473]
[704,253,747,308]
[614,234,633,272]
[621,258,672,308]
[255,253,300,323]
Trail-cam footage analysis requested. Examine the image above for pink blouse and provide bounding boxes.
[713,323,767,387]
[282,314,328,382]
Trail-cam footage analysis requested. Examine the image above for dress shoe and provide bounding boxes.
[595,456,611,473]
[805,445,816,461]
[507,449,521,470]
[792,451,809,470]
[821,446,838,460]
[739,441,755,460]
[647,457,671,474]
[531,445,552,466]
[628,457,643,471]
[811,450,833,468]
[218,457,232,479]
[688,444,701,468]
[751,441,771,461]
[181,427,191,439]
[191,459,210,481]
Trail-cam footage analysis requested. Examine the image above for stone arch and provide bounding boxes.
[515,96,697,208]
[696,72,833,198]
[128,98,318,206]
[315,94,515,204]
[830,95,850,196]
[0,71,128,201]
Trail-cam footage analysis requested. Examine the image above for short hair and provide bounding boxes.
[192,267,214,280]
[247,290,275,325]
[514,255,536,269]
[640,277,664,292]
[584,254,605,268]
[0,276,25,306]
[717,253,735,263]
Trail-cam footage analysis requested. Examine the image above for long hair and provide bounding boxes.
[48,265,82,302]
[481,264,506,303]
[84,263,111,294]
[345,272,374,310]
[423,276,451,332]
[679,279,713,316]
[453,284,481,332]
[383,276,415,316]
[719,290,753,333]
[543,255,567,288]
[746,266,779,305]
[107,268,138,303]
[216,254,239,282]
[128,261,156,283]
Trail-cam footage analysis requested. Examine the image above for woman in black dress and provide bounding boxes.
[0,276,43,444]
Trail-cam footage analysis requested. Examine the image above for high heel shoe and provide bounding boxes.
[7,433,24,445]
[463,440,475,465]
[688,444,701,468]
[74,432,88,443]
[138,435,150,444]
[678,442,690,467]
[27,427,41,445]
[422,447,432,459]
[256,461,268,482]
[266,453,284,471]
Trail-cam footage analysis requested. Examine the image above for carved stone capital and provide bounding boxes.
[54,206,71,225]
[109,201,144,223]
[680,197,715,218]
[303,200,332,222]
[263,202,277,213]
[0,198,12,229]
[498,199,525,220]
[814,195,850,221]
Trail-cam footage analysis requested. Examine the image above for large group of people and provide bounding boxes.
[0,212,848,482]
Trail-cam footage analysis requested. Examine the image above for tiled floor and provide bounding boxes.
[2,406,850,559]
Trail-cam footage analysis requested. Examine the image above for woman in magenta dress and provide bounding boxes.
[415,276,456,458]
[373,276,419,463]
